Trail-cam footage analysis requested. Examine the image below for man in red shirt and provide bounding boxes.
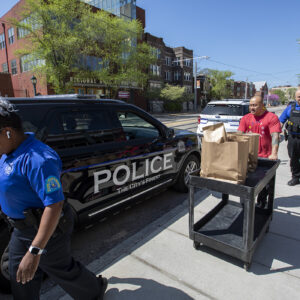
[238,95,281,159]
[238,95,281,208]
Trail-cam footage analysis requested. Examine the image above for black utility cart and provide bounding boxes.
[188,159,280,271]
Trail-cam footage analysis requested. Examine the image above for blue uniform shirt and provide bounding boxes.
[279,102,300,134]
[0,133,64,219]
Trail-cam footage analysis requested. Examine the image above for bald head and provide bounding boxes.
[251,95,263,105]
[249,95,265,116]
[295,89,300,105]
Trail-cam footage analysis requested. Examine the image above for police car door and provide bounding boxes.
[92,107,177,211]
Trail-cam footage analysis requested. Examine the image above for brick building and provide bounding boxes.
[0,72,14,97]
[253,81,268,99]
[144,32,193,93]
[232,81,256,99]
[0,0,146,101]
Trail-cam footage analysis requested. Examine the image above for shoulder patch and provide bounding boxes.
[45,176,61,194]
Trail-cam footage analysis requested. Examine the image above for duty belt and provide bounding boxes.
[0,203,70,232]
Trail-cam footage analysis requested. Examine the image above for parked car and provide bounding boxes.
[0,94,200,292]
[197,99,250,138]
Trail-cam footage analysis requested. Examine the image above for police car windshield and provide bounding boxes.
[202,104,243,116]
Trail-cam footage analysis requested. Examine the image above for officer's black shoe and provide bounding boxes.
[256,200,266,209]
[287,178,300,186]
[97,275,108,300]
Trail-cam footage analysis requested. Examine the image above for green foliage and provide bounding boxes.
[287,88,297,100]
[12,0,156,94]
[272,89,288,103]
[160,84,186,101]
[163,100,182,112]
[206,69,234,100]
[144,87,162,100]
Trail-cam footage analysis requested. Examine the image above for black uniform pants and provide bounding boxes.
[287,135,300,178]
[9,206,101,300]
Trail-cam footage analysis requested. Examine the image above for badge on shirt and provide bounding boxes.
[45,176,61,194]
[4,163,14,175]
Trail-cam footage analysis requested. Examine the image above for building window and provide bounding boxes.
[17,15,40,39]
[184,58,192,67]
[184,72,191,81]
[2,63,8,73]
[173,57,181,66]
[0,33,5,50]
[174,70,181,81]
[21,54,45,72]
[8,28,14,44]
[150,64,161,76]
[164,71,171,81]
[165,56,171,66]
[151,47,161,59]
[11,60,17,75]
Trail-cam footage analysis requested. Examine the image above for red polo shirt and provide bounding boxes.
[238,111,282,158]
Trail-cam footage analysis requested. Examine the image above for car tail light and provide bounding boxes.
[198,116,201,124]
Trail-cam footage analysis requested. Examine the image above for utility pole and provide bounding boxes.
[194,60,197,111]
[193,56,209,111]
[244,77,248,99]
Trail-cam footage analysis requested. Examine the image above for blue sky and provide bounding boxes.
[138,0,300,88]
[1,0,300,88]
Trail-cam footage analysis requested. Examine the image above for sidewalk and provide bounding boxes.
[41,137,300,300]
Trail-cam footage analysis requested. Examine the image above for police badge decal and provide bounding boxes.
[4,163,13,175]
[45,176,61,194]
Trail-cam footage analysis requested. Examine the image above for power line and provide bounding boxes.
[196,55,299,85]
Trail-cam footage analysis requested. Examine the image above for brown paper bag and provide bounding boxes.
[228,132,259,172]
[200,137,249,184]
[203,123,227,144]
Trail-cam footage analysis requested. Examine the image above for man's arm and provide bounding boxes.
[16,201,64,284]
[268,132,280,160]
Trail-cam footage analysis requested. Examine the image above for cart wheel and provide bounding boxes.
[193,241,201,250]
[244,263,251,271]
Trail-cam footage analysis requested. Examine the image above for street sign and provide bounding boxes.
[118,91,130,99]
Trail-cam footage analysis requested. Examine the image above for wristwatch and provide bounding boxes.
[29,245,47,256]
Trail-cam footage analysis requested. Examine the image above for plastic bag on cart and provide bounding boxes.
[228,132,259,172]
[200,124,249,184]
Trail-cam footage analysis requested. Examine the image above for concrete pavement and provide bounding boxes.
[40,133,300,299]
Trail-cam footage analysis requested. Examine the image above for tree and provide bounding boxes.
[12,0,156,94]
[204,69,234,100]
[144,87,162,100]
[287,88,297,100]
[272,89,288,104]
[160,84,186,101]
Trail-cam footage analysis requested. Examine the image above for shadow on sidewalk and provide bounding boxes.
[274,195,300,209]
[190,195,300,276]
[106,276,193,300]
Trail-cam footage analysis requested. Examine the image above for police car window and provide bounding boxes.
[117,112,159,140]
[17,106,46,134]
[45,110,125,149]
[202,104,243,116]
[243,105,249,115]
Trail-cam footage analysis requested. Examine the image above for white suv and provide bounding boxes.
[197,99,250,137]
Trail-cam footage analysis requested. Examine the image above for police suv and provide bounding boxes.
[197,99,250,137]
[0,94,200,292]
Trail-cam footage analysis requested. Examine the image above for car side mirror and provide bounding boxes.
[166,128,175,139]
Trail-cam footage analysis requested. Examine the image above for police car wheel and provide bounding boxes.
[0,225,11,293]
[174,154,200,193]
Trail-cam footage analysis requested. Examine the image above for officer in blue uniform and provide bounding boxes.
[279,90,300,186]
[0,99,107,300]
